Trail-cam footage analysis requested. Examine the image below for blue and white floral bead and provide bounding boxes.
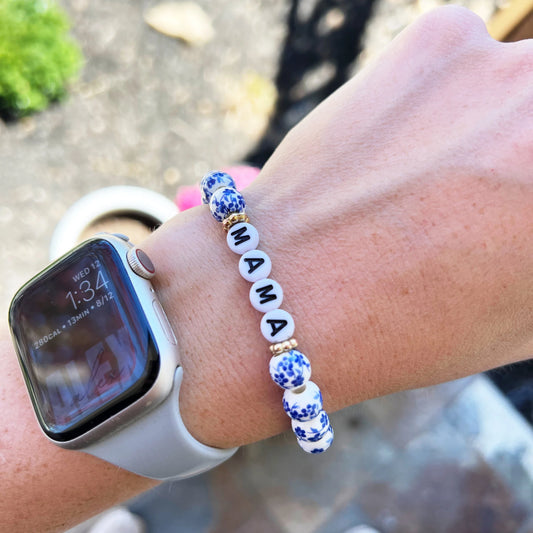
[292,410,329,442]
[283,381,322,421]
[269,349,311,390]
[297,425,334,454]
[209,186,246,222]
[200,170,334,454]
[200,171,236,204]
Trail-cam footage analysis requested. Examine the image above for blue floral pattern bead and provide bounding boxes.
[297,425,334,454]
[200,171,236,204]
[269,349,311,390]
[291,410,329,442]
[283,381,323,421]
[209,186,246,222]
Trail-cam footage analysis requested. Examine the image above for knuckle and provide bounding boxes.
[406,6,490,52]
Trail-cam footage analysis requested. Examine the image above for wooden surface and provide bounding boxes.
[488,0,533,41]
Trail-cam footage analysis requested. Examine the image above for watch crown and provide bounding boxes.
[127,247,155,279]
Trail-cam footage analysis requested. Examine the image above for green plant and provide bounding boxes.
[0,0,82,118]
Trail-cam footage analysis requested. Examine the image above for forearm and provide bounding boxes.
[144,7,533,448]
[0,337,158,533]
[143,161,533,449]
[2,172,531,531]
[2,6,531,531]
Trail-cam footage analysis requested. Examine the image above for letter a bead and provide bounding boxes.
[260,309,295,343]
[239,250,272,282]
[227,222,259,254]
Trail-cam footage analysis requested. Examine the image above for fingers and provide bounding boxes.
[259,5,532,196]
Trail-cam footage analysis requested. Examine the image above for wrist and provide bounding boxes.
[142,136,533,451]
[142,199,290,448]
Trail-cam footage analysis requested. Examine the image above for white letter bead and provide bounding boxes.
[269,349,311,390]
[297,426,334,454]
[292,410,329,442]
[239,250,272,282]
[260,309,295,343]
[283,381,323,421]
[226,222,259,254]
[249,278,283,312]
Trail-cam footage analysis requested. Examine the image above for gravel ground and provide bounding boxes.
[0,0,288,317]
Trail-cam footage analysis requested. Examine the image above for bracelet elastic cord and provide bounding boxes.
[200,171,334,454]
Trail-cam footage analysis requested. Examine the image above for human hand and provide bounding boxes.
[2,8,531,532]
[147,6,533,447]
[249,4,533,398]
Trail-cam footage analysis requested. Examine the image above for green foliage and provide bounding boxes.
[0,0,82,118]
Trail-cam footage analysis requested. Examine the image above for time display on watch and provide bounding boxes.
[9,239,159,441]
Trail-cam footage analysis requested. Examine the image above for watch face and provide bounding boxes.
[9,239,160,442]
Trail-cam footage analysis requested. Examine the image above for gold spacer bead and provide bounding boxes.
[222,212,249,232]
[269,338,298,356]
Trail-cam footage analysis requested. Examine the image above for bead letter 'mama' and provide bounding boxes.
[260,309,295,342]
[249,278,283,312]
[227,223,259,254]
[239,250,272,282]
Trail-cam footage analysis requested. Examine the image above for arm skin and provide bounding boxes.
[1,7,532,532]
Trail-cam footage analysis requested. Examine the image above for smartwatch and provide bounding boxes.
[8,233,237,481]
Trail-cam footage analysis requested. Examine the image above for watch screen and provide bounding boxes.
[9,239,159,441]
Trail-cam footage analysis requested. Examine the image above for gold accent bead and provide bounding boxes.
[222,213,249,232]
[269,338,298,356]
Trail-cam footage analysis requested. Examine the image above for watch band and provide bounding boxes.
[85,366,238,481]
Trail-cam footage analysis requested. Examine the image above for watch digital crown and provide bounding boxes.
[127,246,155,279]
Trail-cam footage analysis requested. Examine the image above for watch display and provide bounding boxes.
[9,239,159,441]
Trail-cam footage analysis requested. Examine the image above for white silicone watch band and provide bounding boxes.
[85,366,237,481]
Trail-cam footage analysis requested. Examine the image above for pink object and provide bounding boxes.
[175,165,260,211]
[175,185,202,211]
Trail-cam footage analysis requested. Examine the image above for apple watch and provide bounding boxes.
[8,233,237,480]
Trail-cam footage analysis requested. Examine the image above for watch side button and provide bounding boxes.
[153,299,177,345]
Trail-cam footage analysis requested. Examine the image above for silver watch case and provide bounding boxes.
[11,233,181,450]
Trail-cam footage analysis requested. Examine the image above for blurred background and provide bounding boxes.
[1,0,533,531]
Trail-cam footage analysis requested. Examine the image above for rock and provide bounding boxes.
[144,1,215,46]
[220,71,277,137]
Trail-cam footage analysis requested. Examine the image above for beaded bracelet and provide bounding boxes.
[200,170,334,454]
